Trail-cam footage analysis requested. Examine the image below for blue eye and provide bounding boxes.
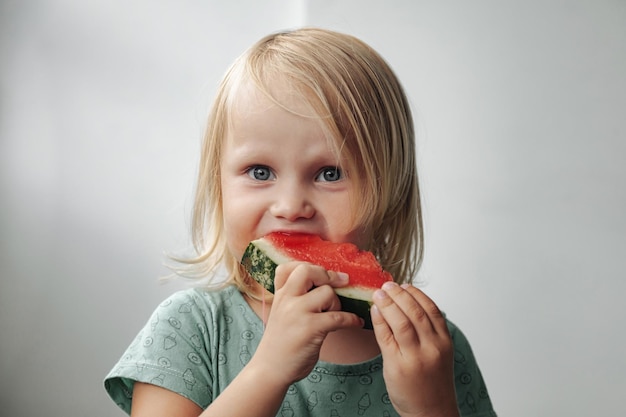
[316,167,342,182]
[247,166,274,181]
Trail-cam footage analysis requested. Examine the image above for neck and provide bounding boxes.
[319,327,380,364]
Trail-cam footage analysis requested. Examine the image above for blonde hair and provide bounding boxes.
[182,27,423,291]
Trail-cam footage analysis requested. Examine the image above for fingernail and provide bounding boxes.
[373,289,387,300]
[382,281,397,291]
[335,271,349,283]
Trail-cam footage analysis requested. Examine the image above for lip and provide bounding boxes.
[264,229,321,238]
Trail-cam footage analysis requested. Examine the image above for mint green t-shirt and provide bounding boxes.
[104,286,496,416]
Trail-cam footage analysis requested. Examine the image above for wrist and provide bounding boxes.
[244,356,294,391]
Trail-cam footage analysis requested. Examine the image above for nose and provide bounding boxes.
[269,182,315,221]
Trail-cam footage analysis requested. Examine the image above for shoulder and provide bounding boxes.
[445,318,474,354]
[149,285,263,336]
[444,317,498,416]
[158,284,242,309]
[104,285,256,413]
[444,317,479,376]
[152,285,244,321]
[444,317,483,373]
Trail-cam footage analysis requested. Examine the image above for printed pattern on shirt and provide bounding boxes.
[104,286,497,417]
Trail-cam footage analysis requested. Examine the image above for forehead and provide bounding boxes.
[226,85,322,151]
[226,79,332,138]
[228,77,318,121]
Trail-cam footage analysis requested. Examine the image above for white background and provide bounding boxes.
[1,1,624,416]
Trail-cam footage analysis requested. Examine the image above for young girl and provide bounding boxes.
[105,28,497,417]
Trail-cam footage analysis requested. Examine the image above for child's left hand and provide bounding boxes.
[371,282,460,417]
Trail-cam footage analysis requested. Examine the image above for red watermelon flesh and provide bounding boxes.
[240,232,393,329]
[263,233,392,286]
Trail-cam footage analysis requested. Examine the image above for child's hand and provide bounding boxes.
[251,262,363,386]
[371,282,460,417]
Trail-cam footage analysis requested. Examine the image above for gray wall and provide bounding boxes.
[1,1,624,416]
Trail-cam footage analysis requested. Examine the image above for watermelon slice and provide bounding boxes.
[241,232,393,329]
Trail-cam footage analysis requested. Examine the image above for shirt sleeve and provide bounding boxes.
[104,289,217,414]
[447,320,497,417]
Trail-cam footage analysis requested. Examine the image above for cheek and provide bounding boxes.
[221,216,248,263]
[221,187,263,259]
[224,231,246,263]
[327,224,371,251]
[322,196,370,248]
[220,176,247,221]
[340,197,373,249]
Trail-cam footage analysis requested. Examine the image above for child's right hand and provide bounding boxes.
[250,261,364,385]
[175,263,362,417]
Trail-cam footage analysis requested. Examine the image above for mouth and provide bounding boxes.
[264,229,321,238]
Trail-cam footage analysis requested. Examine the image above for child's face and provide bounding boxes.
[220,83,369,261]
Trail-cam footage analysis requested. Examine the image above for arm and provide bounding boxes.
[371,282,460,417]
[131,383,202,417]
[130,364,292,417]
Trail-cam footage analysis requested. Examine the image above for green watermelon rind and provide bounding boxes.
[241,237,379,330]
[241,237,293,293]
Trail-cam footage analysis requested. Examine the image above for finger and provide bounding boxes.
[273,261,305,291]
[307,285,343,312]
[401,284,448,336]
[274,264,352,318]
[326,270,351,288]
[318,310,364,331]
[275,263,349,294]
[371,283,421,346]
[370,302,400,355]
[272,266,364,331]
[382,282,437,338]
